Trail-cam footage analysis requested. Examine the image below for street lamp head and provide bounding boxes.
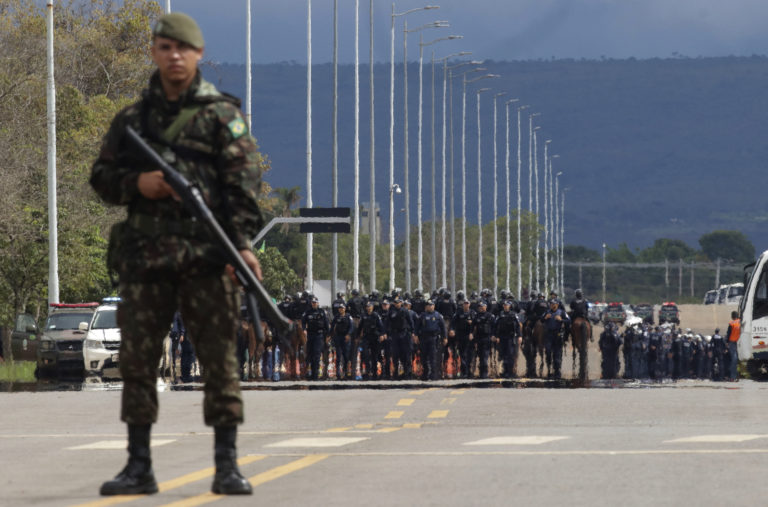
[477,87,491,94]
[545,139,552,144]
[506,98,519,104]
[533,126,541,131]
[447,35,463,40]
[556,171,563,176]
[424,5,439,9]
[392,183,402,194]
[552,154,560,159]
[495,91,507,98]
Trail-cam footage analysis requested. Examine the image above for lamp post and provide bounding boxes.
[476,86,491,292]
[352,0,360,290]
[549,155,559,289]
[542,139,551,293]
[306,0,313,291]
[504,98,519,292]
[527,112,540,293]
[461,71,496,293]
[492,91,506,296]
[368,0,376,291]
[404,19,448,292]
[389,183,403,288]
[331,0,338,301]
[418,32,459,292]
[554,169,562,294]
[516,105,528,298]
[602,241,607,303]
[561,187,568,295]
[390,3,439,293]
[438,52,471,291]
[532,125,541,291]
[447,60,481,293]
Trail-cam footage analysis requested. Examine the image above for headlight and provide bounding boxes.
[40,340,55,351]
[86,339,103,350]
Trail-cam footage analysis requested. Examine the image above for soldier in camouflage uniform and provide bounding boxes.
[90,13,262,496]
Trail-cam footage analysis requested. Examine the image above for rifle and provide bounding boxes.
[125,126,293,340]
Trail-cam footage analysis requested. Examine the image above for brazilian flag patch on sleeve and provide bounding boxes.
[227,117,248,139]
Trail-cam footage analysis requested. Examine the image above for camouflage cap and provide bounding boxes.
[153,12,205,49]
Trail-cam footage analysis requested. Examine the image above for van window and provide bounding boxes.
[92,309,117,330]
[753,270,768,320]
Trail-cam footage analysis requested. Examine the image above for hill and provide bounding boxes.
[202,56,768,252]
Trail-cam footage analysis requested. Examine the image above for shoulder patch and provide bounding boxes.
[227,117,248,139]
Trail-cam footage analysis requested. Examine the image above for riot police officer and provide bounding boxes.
[302,297,329,380]
[543,299,566,379]
[389,298,414,379]
[599,322,622,379]
[494,300,521,378]
[331,292,346,318]
[330,305,355,379]
[451,299,475,378]
[417,300,446,380]
[357,301,385,379]
[472,301,496,379]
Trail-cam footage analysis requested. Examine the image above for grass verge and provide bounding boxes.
[0,361,36,382]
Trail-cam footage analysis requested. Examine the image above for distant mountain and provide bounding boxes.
[201,56,768,252]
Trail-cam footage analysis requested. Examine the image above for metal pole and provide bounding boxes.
[476,89,484,293]
[46,1,59,305]
[246,0,252,133]
[602,243,607,303]
[560,189,565,294]
[353,0,360,290]
[369,0,376,292]
[554,172,560,295]
[430,52,437,291]
[165,0,171,13]
[331,0,338,300]
[449,70,456,293]
[389,3,395,291]
[492,93,505,295]
[417,34,423,291]
[527,114,534,293]
[306,0,313,292]
[441,58,448,290]
[461,74,467,294]
[403,20,411,293]
[543,140,550,292]
[533,128,540,292]
[516,106,525,298]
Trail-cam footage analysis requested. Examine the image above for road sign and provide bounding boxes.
[298,207,351,233]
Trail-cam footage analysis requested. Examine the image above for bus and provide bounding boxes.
[738,251,768,376]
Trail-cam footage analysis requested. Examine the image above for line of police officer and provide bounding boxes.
[270,287,574,380]
[603,323,738,381]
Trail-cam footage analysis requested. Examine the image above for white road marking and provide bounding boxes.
[265,437,369,448]
[464,436,570,446]
[664,434,768,443]
[66,439,176,450]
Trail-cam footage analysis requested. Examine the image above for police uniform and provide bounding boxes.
[389,301,414,379]
[330,309,355,379]
[357,304,385,379]
[494,305,521,378]
[599,323,622,379]
[91,13,256,496]
[543,303,566,378]
[472,304,496,379]
[302,302,330,380]
[418,304,446,380]
[451,303,475,378]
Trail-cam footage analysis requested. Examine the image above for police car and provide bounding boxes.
[82,297,122,377]
[37,302,100,377]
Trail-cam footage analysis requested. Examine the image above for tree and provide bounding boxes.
[255,246,302,298]
[637,238,696,262]
[698,230,756,264]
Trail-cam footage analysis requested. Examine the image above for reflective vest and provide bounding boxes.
[728,319,741,342]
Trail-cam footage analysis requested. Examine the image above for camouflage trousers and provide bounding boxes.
[117,271,243,426]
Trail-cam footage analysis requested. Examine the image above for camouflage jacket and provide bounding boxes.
[90,71,265,280]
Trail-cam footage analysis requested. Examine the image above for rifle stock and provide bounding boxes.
[125,126,293,336]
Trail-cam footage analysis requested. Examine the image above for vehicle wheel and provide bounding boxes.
[745,360,768,380]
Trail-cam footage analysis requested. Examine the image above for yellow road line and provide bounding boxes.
[70,456,266,507]
[402,423,422,429]
[377,427,402,433]
[428,410,449,419]
[385,411,404,419]
[450,389,466,395]
[355,424,374,429]
[397,398,416,406]
[325,427,352,433]
[440,398,456,405]
[158,455,329,507]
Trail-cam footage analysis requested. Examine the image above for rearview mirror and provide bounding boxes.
[78,322,89,332]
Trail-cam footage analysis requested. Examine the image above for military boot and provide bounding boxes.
[211,426,252,495]
[100,424,158,496]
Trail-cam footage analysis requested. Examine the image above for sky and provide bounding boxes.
[163,0,768,64]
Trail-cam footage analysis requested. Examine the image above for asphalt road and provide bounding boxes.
[2,378,768,507]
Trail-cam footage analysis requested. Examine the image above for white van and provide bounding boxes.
[82,298,121,377]
[738,252,768,375]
